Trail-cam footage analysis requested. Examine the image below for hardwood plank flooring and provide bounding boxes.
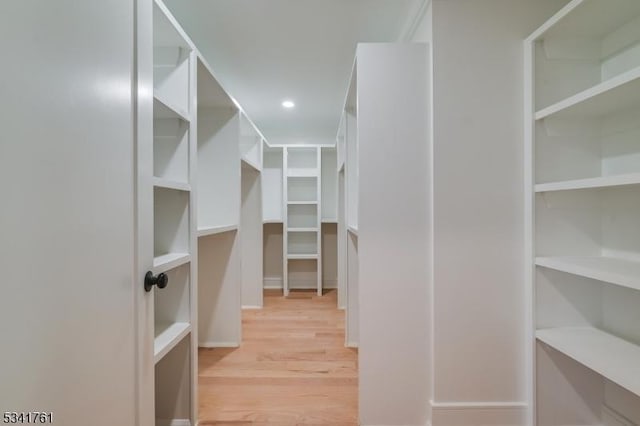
[199,289,358,426]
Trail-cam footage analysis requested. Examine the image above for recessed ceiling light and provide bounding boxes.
[282,100,295,109]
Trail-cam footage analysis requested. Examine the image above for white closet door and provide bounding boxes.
[0,2,137,425]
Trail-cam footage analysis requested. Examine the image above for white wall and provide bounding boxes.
[421,1,570,424]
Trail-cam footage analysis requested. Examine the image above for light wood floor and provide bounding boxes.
[198,289,358,426]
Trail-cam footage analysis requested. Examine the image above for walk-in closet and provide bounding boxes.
[3,0,640,425]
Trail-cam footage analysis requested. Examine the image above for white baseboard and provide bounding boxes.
[156,420,190,426]
[430,400,527,426]
[263,277,338,289]
[263,277,282,289]
[241,305,262,309]
[198,341,240,348]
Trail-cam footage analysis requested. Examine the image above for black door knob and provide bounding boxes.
[144,271,168,292]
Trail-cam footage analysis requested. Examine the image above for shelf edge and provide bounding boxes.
[534,66,640,120]
[197,224,238,237]
[241,156,262,172]
[535,256,640,292]
[535,173,640,193]
[154,322,191,364]
[153,253,191,274]
[153,92,191,122]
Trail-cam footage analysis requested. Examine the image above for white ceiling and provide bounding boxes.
[164,0,423,144]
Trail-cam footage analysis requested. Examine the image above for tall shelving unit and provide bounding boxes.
[262,143,285,291]
[336,114,347,310]
[321,147,338,295]
[149,1,197,424]
[525,1,640,425]
[344,67,359,346]
[239,113,264,309]
[340,43,430,424]
[196,55,243,348]
[283,146,322,296]
[263,143,284,224]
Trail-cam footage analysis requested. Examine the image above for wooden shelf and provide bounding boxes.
[154,322,191,364]
[535,66,640,120]
[154,92,190,122]
[287,227,319,232]
[241,155,261,172]
[197,224,238,237]
[153,252,191,274]
[287,169,319,177]
[535,173,640,193]
[536,327,640,396]
[535,256,640,291]
[287,254,318,260]
[152,177,190,192]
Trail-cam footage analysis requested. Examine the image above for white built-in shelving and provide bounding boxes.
[526,1,640,424]
[263,219,283,224]
[536,327,640,397]
[283,146,322,296]
[197,224,238,238]
[152,177,191,192]
[262,144,284,223]
[153,252,191,274]
[337,114,346,173]
[240,113,263,172]
[240,156,264,309]
[261,144,284,295]
[535,173,640,192]
[321,147,338,223]
[342,63,359,346]
[536,256,640,292]
[287,200,317,205]
[147,2,197,424]
[338,45,430,417]
[195,46,249,344]
[153,94,190,122]
[287,253,318,260]
[261,143,337,297]
[196,57,240,236]
[154,322,191,364]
